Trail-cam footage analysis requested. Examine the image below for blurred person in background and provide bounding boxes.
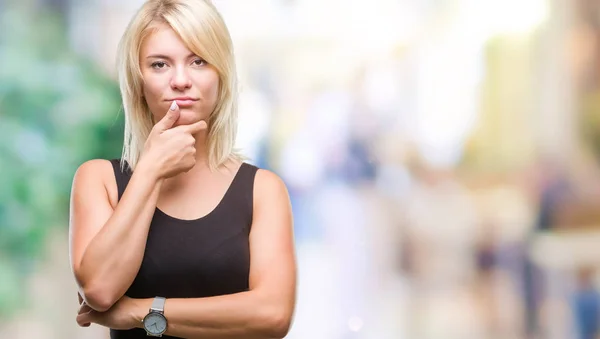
[473,222,503,337]
[572,266,600,339]
[523,158,572,338]
[68,0,296,338]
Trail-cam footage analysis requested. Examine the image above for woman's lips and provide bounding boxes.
[174,99,196,107]
[170,99,197,107]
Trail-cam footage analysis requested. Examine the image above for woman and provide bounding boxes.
[68,0,297,338]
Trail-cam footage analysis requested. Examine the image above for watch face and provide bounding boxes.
[143,312,167,335]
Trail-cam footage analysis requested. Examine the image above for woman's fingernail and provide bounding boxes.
[170,101,178,111]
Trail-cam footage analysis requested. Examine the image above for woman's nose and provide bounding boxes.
[170,66,192,90]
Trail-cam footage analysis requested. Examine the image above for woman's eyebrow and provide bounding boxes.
[146,53,197,60]
[146,54,171,59]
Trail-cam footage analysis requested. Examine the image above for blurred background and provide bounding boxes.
[3,0,600,338]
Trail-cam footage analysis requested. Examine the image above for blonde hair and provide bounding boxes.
[116,0,243,172]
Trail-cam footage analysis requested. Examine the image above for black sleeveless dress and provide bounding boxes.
[108,159,258,339]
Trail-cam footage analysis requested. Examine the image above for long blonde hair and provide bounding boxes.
[116,0,242,172]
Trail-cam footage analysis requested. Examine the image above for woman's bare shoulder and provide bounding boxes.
[72,159,119,208]
[253,168,289,200]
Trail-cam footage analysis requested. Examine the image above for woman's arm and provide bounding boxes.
[131,169,297,338]
[69,159,163,311]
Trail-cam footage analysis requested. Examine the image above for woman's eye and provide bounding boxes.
[193,59,206,66]
[151,61,167,69]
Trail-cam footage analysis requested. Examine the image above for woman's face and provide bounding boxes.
[140,23,219,127]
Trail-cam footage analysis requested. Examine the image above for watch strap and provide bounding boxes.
[150,296,166,313]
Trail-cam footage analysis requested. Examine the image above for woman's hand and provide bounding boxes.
[77,295,148,330]
[138,100,208,180]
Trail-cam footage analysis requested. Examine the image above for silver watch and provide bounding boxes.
[142,297,168,337]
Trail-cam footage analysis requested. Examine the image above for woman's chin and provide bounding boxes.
[174,111,202,126]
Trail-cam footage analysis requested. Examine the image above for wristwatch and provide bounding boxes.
[142,297,168,337]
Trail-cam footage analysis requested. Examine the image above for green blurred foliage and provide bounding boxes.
[0,5,123,318]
